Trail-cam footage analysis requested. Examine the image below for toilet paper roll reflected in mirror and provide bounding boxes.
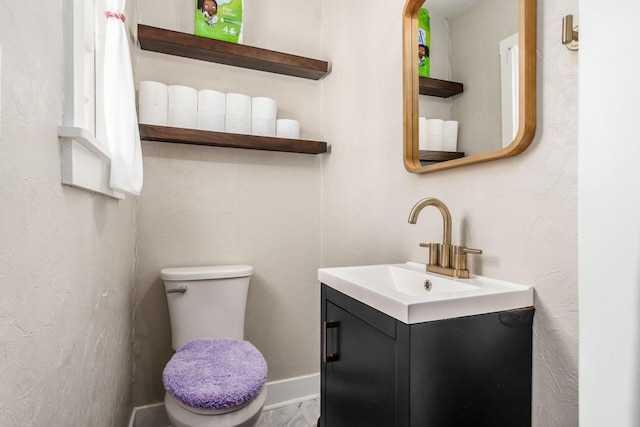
[425,119,444,150]
[443,120,459,152]
[276,119,300,139]
[419,117,428,150]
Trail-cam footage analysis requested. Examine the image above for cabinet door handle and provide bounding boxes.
[323,320,339,363]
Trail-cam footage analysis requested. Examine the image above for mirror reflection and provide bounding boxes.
[403,0,536,173]
[420,0,517,159]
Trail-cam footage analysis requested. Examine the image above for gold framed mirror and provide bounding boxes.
[403,0,536,173]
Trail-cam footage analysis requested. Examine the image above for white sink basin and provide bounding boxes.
[318,262,533,324]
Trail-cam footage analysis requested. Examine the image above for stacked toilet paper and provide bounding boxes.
[418,118,458,151]
[225,93,252,135]
[138,81,168,126]
[276,119,300,139]
[418,117,428,150]
[168,85,198,129]
[138,81,303,140]
[198,89,226,132]
[442,120,459,152]
[251,97,277,137]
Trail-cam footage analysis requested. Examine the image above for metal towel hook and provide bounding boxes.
[562,15,579,51]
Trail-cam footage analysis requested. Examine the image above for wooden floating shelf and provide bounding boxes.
[419,77,464,98]
[138,24,329,80]
[419,150,465,163]
[139,124,328,154]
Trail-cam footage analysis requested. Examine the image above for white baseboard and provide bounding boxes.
[128,402,170,427]
[129,372,320,427]
[263,373,320,410]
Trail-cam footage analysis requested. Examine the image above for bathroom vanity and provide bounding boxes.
[318,263,534,426]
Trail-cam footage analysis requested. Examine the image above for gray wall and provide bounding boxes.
[450,0,518,155]
[0,2,137,426]
[420,0,518,156]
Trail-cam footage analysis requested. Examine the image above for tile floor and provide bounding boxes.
[139,398,320,427]
[256,398,319,427]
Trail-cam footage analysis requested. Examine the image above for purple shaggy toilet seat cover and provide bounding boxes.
[163,338,267,411]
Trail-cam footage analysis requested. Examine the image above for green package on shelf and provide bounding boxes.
[418,8,430,78]
[195,0,244,44]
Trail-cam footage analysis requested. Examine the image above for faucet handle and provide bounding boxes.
[453,246,483,271]
[419,242,440,266]
[463,247,483,255]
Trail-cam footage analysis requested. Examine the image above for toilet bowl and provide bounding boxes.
[160,265,267,427]
[164,388,267,427]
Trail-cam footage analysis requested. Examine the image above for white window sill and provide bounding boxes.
[58,126,125,200]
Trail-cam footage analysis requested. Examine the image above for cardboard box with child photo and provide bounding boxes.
[195,0,244,43]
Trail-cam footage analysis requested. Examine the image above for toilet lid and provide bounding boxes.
[163,338,267,412]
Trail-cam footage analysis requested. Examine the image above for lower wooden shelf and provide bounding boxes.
[139,124,327,154]
[419,150,465,163]
[419,77,463,98]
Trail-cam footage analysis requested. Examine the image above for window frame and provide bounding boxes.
[59,0,124,200]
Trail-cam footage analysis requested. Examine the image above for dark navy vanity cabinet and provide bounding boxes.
[319,284,534,427]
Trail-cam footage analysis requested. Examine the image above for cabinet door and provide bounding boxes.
[322,297,397,427]
[409,309,534,426]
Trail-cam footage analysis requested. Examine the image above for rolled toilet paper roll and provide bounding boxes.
[225,112,252,134]
[226,93,252,115]
[168,85,198,109]
[425,119,444,150]
[139,81,168,106]
[252,97,277,119]
[443,120,459,152]
[276,119,300,139]
[419,117,428,150]
[198,89,226,113]
[138,103,168,126]
[252,116,276,137]
[198,110,225,132]
[168,106,198,129]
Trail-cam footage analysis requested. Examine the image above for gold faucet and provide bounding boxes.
[408,197,482,279]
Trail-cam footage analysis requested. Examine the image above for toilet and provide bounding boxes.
[160,265,267,427]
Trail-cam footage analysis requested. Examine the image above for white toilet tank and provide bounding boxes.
[161,265,254,350]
